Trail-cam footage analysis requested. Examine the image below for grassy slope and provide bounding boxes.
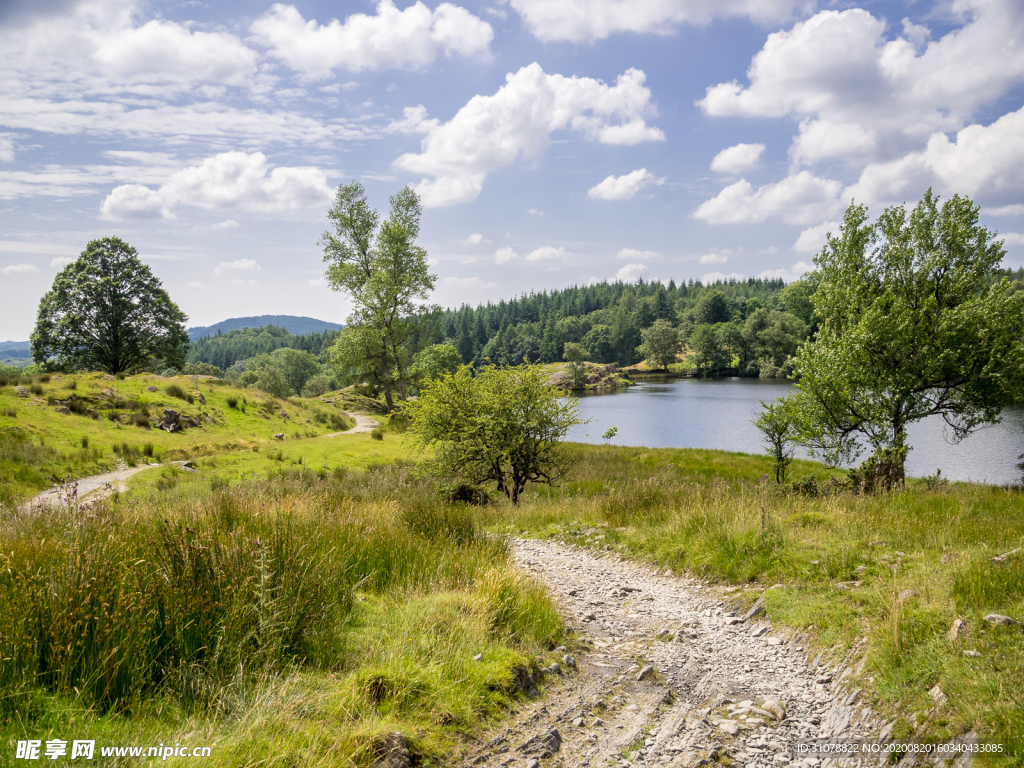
[0,373,362,503]
[489,444,1024,759]
[1,462,562,767]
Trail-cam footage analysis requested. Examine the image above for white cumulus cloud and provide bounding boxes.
[508,0,809,43]
[699,2,1024,164]
[100,152,333,221]
[393,63,664,206]
[526,246,568,262]
[710,143,764,173]
[615,262,647,282]
[587,168,664,200]
[2,263,38,274]
[845,104,1024,208]
[793,221,841,253]
[694,171,843,225]
[251,1,493,78]
[998,232,1024,245]
[495,247,518,264]
[699,253,728,265]
[50,256,75,268]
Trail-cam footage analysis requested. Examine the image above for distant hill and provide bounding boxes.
[0,341,31,358]
[187,316,344,340]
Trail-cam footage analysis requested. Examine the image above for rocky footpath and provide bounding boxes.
[458,538,972,768]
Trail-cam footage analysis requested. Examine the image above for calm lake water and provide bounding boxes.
[566,377,1024,485]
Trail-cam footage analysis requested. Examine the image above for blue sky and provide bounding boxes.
[2,0,1023,339]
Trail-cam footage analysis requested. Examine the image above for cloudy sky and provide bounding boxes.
[2,0,1024,340]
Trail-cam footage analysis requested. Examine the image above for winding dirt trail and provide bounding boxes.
[326,412,380,436]
[459,538,970,768]
[23,464,158,511]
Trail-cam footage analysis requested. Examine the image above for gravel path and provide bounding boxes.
[23,464,158,511]
[459,537,957,768]
[326,412,380,436]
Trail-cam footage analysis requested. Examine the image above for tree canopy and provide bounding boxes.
[784,190,1024,482]
[31,237,188,374]
[321,182,436,411]
[405,364,586,504]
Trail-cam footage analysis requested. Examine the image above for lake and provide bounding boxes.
[565,377,1024,485]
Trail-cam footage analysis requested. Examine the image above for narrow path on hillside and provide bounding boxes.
[23,464,158,511]
[459,538,949,768]
[21,413,380,510]
[327,412,380,436]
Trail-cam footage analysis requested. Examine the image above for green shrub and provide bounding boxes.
[28,384,44,396]
[371,427,384,441]
[165,383,188,400]
[39,375,50,383]
[115,372,126,380]
[80,436,89,449]
[67,380,77,391]
[226,396,238,409]
[134,413,151,428]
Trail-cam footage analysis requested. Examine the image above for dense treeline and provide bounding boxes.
[432,277,801,375]
[185,325,341,370]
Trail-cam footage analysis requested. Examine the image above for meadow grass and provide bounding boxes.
[485,443,1024,758]
[0,464,562,766]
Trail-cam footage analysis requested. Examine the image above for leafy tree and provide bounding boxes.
[405,364,586,504]
[410,342,463,388]
[321,182,436,411]
[255,365,291,399]
[742,308,808,376]
[582,324,614,363]
[688,324,728,377]
[754,399,797,483]
[787,190,1024,482]
[270,347,322,395]
[301,374,330,398]
[31,237,188,374]
[637,319,681,370]
[693,290,731,325]
[563,342,588,389]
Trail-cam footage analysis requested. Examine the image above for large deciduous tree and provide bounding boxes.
[320,182,436,411]
[785,190,1024,483]
[405,364,586,504]
[638,318,681,370]
[31,237,188,374]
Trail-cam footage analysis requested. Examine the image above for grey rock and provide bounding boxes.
[963,650,981,658]
[14,386,29,397]
[947,618,965,641]
[372,732,411,768]
[742,595,766,622]
[984,613,1015,625]
[928,685,948,706]
[897,589,918,605]
[636,665,654,681]
[272,432,285,440]
[54,406,70,415]
[526,760,540,768]
[158,408,181,432]
[562,654,576,669]
[550,662,562,675]
[472,653,483,661]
